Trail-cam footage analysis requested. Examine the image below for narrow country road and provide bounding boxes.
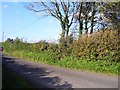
[2,54,119,88]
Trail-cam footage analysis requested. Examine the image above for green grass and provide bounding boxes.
[2,65,37,89]
[4,50,120,75]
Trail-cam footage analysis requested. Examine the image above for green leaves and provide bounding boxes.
[72,29,119,62]
[4,49,119,75]
[3,29,119,75]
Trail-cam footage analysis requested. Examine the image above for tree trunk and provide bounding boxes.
[66,18,69,38]
[78,2,83,37]
[61,22,66,38]
[85,14,88,34]
[90,2,96,34]
[79,20,83,37]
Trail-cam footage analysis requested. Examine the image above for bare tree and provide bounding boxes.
[90,2,97,34]
[77,2,83,37]
[75,2,94,35]
[26,1,117,39]
[26,0,77,40]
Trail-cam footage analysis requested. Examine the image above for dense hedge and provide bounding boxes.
[72,30,119,62]
[3,29,120,75]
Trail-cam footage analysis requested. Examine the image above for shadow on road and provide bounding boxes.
[2,56,73,89]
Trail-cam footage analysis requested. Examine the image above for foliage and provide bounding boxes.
[4,50,119,75]
[99,2,120,28]
[3,29,119,75]
[72,29,119,62]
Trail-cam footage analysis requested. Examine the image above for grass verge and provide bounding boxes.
[4,50,120,76]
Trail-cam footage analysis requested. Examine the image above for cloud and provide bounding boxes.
[11,37,16,40]
[55,34,60,40]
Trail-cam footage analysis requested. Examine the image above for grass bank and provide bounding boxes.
[4,50,120,75]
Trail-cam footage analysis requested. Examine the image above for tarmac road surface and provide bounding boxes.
[2,55,119,88]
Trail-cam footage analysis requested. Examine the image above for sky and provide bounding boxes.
[1,2,61,43]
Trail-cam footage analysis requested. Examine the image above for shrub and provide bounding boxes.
[72,29,119,62]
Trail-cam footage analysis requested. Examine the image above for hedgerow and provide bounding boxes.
[3,29,120,75]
